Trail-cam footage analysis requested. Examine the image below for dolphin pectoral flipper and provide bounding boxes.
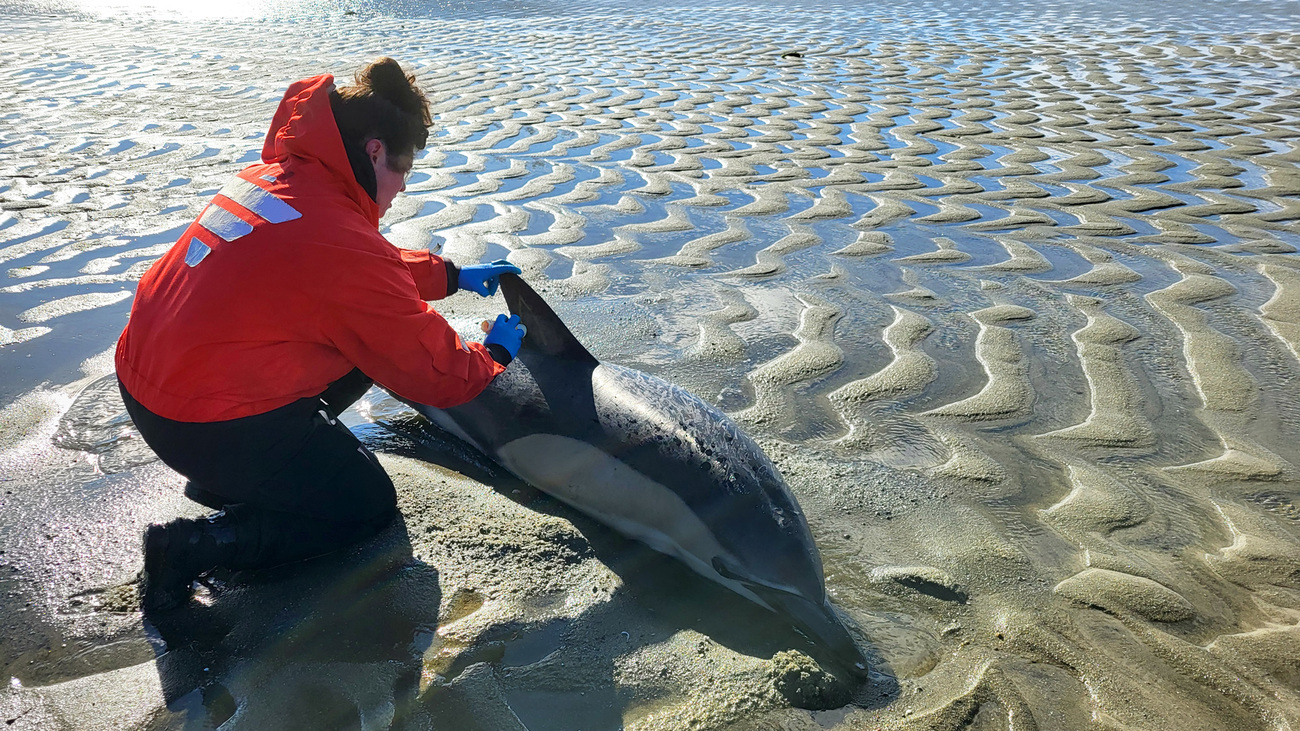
[499,273,598,365]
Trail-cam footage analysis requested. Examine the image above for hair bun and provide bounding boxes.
[357,57,424,117]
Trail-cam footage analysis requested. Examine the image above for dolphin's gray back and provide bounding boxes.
[408,274,827,603]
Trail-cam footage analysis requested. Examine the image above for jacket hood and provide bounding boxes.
[260,74,380,227]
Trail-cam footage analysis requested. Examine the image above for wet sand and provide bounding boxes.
[2,0,1299,727]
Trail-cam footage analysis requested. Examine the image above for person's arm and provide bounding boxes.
[398,248,459,301]
[323,252,503,408]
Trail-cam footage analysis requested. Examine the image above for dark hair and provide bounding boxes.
[330,57,431,201]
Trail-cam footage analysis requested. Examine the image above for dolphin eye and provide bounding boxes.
[711,556,743,581]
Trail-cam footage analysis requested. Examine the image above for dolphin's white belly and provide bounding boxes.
[494,433,768,608]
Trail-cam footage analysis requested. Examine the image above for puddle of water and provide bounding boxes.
[965,174,1007,192]
[963,203,1014,228]
[975,143,1015,171]
[1023,240,1096,281]
[505,688,626,731]
[1033,206,1081,227]
[501,621,568,667]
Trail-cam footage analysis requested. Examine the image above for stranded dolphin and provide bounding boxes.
[402,273,867,675]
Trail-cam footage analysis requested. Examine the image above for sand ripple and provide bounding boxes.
[3,1,1300,728]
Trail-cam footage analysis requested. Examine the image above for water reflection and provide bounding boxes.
[21,0,344,19]
[17,0,569,20]
[145,516,439,728]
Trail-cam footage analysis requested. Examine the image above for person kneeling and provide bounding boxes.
[115,58,526,611]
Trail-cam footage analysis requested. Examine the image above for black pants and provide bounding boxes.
[120,369,397,571]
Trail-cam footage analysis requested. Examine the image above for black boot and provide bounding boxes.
[140,511,241,612]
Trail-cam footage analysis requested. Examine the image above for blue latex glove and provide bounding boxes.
[457,259,521,297]
[483,314,527,360]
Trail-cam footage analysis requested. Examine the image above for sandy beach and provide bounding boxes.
[2,0,1299,727]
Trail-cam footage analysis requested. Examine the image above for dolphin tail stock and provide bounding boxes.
[498,273,598,365]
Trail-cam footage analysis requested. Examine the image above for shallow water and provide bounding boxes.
[1,0,1299,727]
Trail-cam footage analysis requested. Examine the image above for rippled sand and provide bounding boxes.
[2,0,1299,728]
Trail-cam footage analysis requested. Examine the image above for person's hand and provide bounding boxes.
[458,260,521,297]
[483,314,527,361]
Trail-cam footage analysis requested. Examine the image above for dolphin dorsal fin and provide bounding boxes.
[499,273,599,365]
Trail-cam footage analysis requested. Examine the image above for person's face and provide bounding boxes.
[365,138,411,218]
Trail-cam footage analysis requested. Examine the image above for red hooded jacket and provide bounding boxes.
[116,74,504,423]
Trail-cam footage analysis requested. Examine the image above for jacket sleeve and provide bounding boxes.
[322,249,503,408]
[399,249,459,301]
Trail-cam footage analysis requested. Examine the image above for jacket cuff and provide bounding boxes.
[398,249,453,300]
[445,260,460,297]
[485,343,513,366]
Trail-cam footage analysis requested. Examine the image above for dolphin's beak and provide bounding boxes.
[752,586,869,679]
